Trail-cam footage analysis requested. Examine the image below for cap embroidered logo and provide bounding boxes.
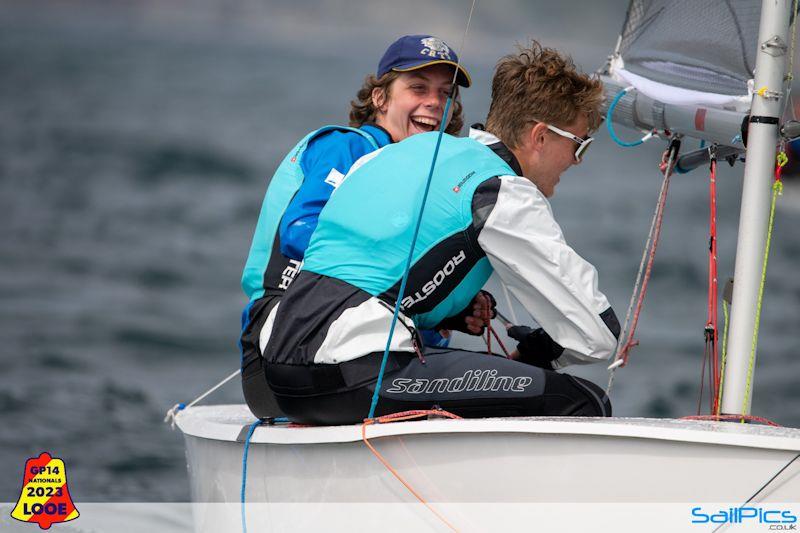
[420,37,452,60]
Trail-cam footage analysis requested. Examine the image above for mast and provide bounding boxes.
[720,0,793,416]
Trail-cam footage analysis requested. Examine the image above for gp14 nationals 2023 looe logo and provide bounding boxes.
[11,452,79,530]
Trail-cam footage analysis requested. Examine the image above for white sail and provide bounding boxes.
[610,0,761,110]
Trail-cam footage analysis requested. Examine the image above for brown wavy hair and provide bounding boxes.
[485,40,604,149]
[349,72,464,135]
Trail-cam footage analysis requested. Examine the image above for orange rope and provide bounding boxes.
[362,410,461,532]
[681,414,781,427]
[706,155,720,414]
[486,323,510,357]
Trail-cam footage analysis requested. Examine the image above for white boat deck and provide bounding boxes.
[176,404,800,450]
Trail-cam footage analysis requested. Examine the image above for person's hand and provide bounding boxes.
[505,325,534,360]
[463,291,495,335]
[505,325,563,369]
[435,290,497,336]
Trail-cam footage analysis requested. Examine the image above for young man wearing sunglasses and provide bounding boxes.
[257,41,619,424]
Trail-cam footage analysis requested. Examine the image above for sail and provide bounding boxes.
[610,0,762,110]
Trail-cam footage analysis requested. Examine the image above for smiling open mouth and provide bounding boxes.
[411,116,440,132]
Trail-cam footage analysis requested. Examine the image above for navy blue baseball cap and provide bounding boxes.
[377,34,472,88]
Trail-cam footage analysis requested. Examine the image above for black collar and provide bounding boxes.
[472,123,523,176]
[487,141,523,176]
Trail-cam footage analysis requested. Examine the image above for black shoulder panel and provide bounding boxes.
[471,177,502,234]
[600,307,621,339]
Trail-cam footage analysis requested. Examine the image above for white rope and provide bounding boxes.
[164,368,241,429]
[453,0,478,84]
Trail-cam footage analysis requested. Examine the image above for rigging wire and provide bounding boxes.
[697,344,710,416]
[710,453,800,533]
[164,368,241,428]
[367,0,478,419]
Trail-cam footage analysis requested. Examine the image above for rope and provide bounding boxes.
[606,87,655,147]
[368,0,478,419]
[164,368,241,428]
[681,414,781,427]
[240,419,262,533]
[486,323,510,357]
[705,150,720,414]
[697,342,709,416]
[362,410,462,532]
[714,301,730,416]
[788,0,799,82]
[740,151,785,417]
[607,138,680,393]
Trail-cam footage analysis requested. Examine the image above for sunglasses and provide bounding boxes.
[546,124,593,162]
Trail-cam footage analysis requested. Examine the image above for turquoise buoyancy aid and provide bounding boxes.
[302,132,514,328]
[241,126,379,302]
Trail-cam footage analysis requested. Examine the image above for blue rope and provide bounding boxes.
[239,300,253,367]
[606,88,649,147]
[241,419,262,533]
[367,96,455,419]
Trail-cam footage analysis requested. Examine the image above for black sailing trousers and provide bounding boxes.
[263,349,611,426]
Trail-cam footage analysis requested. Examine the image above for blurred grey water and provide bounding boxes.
[1,0,799,505]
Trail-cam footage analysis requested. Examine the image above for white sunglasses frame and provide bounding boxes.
[546,124,593,162]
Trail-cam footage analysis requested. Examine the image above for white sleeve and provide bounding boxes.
[476,176,619,368]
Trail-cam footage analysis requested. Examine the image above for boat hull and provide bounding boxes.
[177,405,800,530]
